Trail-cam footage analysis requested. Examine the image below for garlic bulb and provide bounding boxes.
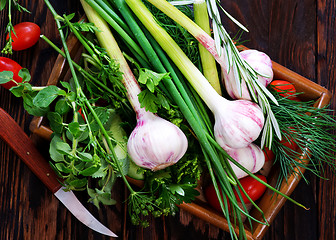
[127,112,188,171]
[214,97,265,149]
[223,143,265,179]
[222,49,273,100]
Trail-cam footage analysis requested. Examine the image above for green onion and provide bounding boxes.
[193,0,222,95]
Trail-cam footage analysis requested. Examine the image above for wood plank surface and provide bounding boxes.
[0,0,335,239]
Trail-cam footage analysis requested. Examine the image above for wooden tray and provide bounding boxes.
[29,34,332,240]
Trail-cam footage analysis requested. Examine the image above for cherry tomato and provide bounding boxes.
[6,22,40,51]
[0,57,23,89]
[204,175,267,212]
[204,182,226,212]
[269,80,300,101]
[262,147,275,162]
[234,175,267,203]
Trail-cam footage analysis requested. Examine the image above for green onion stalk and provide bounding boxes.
[144,0,281,149]
[81,0,311,238]
[193,0,222,95]
[81,0,262,237]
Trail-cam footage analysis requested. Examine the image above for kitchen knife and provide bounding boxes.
[0,107,117,238]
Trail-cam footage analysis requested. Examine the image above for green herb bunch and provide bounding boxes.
[269,88,336,188]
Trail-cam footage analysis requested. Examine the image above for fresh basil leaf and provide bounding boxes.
[55,98,70,115]
[79,165,100,176]
[77,151,93,162]
[49,135,65,162]
[0,0,7,11]
[33,85,64,108]
[55,162,72,174]
[47,112,63,133]
[22,91,49,116]
[0,71,13,85]
[98,193,116,205]
[68,178,87,189]
[18,68,31,83]
[55,141,72,155]
[60,81,71,91]
[68,121,81,139]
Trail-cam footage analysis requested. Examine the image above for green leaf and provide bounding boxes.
[91,166,107,178]
[49,135,65,162]
[55,141,72,155]
[55,162,72,174]
[157,92,170,110]
[18,68,31,83]
[10,85,25,97]
[98,193,116,205]
[138,89,159,113]
[138,69,169,93]
[0,0,7,11]
[33,85,64,108]
[0,71,13,85]
[67,91,76,102]
[77,151,93,162]
[169,185,185,196]
[68,121,82,139]
[60,81,71,91]
[55,98,71,115]
[79,165,100,176]
[47,112,63,133]
[22,91,49,116]
[65,13,75,21]
[68,178,87,189]
[87,107,111,132]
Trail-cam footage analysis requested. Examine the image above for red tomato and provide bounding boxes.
[262,147,275,162]
[6,22,40,51]
[269,80,300,101]
[204,182,226,212]
[204,175,267,212]
[0,57,23,89]
[78,107,86,121]
[234,175,267,203]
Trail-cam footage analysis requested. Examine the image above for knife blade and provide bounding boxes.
[0,107,117,238]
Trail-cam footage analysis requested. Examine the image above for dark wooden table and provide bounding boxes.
[1,1,335,239]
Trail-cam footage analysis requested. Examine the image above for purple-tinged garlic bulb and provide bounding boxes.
[213,98,265,149]
[222,143,265,179]
[127,112,188,171]
[222,49,273,100]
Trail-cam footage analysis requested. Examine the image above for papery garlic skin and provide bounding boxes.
[214,98,265,149]
[223,143,265,179]
[127,113,188,171]
[222,49,273,100]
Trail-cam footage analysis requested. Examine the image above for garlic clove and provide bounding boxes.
[240,49,273,86]
[127,113,188,171]
[222,49,273,100]
[222,143,265,179]
[214,98,265,149]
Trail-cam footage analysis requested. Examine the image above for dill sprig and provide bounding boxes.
[270,91,336,187]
